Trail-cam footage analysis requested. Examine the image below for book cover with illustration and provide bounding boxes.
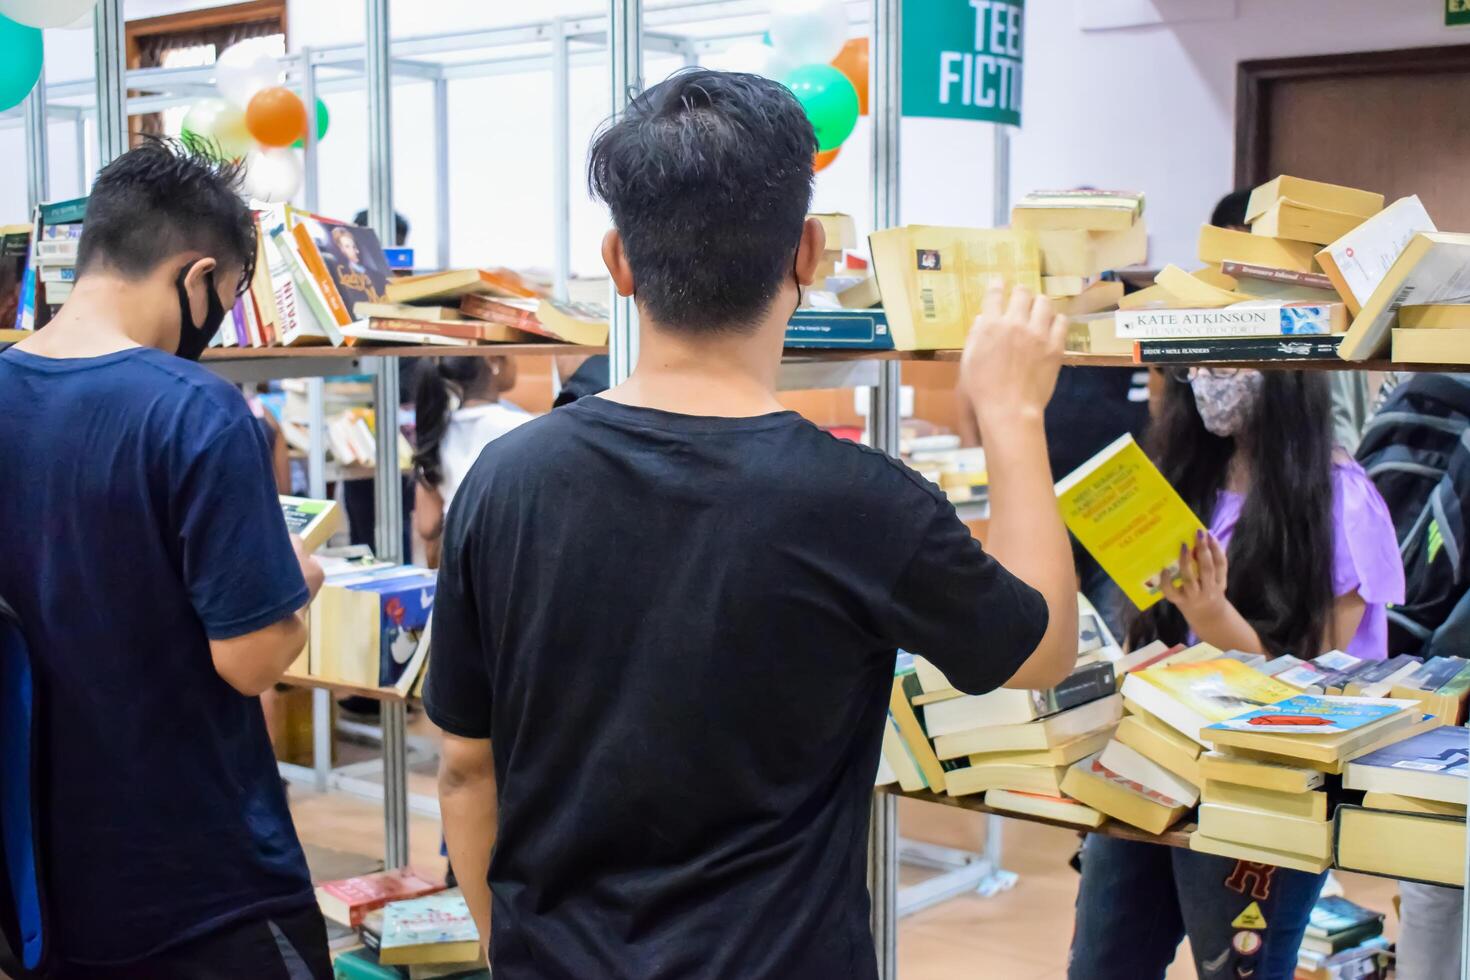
[1206,695,1415,735]
[1132,659,1297,722]
[1055,433,1207,610]
[379,888,480,965]
[1343,725,1468,805]
[294,212,394,314]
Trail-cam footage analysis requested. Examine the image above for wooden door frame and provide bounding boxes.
[1235,45,1470,188]
[125,0,288,69]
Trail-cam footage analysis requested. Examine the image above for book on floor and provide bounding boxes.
[1060,751,1189,834]
[279,495,343,552]
[378,888,482,966]
[869,225,1042,350]
[932,693,1123,760]
[315,868,443,928]
[1334,804,1465,886]
[1244,176,1384,227]
[1121,659,1297,744]
[1316,195,1435,316]
[1054,433,1206,611]
[1339,231,1470,361]
[983,788,1106,828]
[1010,189,1144,232]
[1341,724,1467,805]
[1197,224,1318,274]
[1114,302,1345,340]
[1305,895,1384,941]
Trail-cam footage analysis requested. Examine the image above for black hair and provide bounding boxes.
[1211,189,1252,229]
[353,209,410,246]
[77,136,256,291]
[413,356,495,488]
[587,68,818,333]
[1126,371,1337,658]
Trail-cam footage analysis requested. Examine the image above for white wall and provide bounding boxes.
[5,0,1464,277]
[1014,0,1457,268]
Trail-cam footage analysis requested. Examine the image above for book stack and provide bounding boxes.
[1191,692,1433,874]
[1294,896,1390,980]
[371,888,483,973]
[316,868,444,930]
[1389,655,1470,724]
[882,601,1124,809]
[306,563,435,693]
[1060,655,1295,835]
[381,269,608,347]
[32,197,86,316]
[1337,725,1467,887]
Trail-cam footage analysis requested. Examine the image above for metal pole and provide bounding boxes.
[306,377,331,792]
[301,50,320,214]
[607,0,643,385]
[433,76,451,270]
[93,0,128,165]
[869,1,901,978]
[73,116,87,196]
[366,0,409,871]
[551,18,572,301]
[24,68,49,213]
[992,124,1011,227]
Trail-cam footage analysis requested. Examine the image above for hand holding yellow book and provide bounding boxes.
[1055,434,1206,610]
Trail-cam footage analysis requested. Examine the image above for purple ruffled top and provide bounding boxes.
[1201,458,1404,661]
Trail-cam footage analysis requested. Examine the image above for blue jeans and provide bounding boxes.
[1068,835,1327,980]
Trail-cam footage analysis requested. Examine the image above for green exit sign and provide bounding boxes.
[1450,0,1470,26]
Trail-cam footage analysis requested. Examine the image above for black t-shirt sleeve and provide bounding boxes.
[178,416,308,640]
[880,497,1050,695]
[423,496,493,739]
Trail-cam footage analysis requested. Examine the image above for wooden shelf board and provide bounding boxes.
[888,787,1196,849]
[281,672,416,703]
[203,343,604,361]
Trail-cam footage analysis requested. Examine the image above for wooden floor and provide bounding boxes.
[287,777,1399,979]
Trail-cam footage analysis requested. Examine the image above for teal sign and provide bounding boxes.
[903,0,1024,125]
[1450,0,1470,25]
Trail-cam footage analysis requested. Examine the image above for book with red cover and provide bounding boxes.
[1219,261,1336,292]
[366,317,541,344]
[459,294,548,335]
[314,868,443,928]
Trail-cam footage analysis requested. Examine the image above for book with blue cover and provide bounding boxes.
[378,888,481,966]
[1206,695,1415,735]
[1343,725,1468,805]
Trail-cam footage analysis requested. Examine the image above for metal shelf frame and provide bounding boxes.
[22,1,1464,975]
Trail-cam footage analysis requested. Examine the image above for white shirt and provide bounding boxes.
[439,402,533,509]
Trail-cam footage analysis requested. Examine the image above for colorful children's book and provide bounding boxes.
[1205,695,1417,735]
[1055,433,1206,611]
[378,888,481,966]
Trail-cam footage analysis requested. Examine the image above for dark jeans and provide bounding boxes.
[1068,835,1326,980]
[47,904,331,980]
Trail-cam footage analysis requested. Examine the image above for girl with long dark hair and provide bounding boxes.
[1068,367,1403,980]
[412,355,530,567]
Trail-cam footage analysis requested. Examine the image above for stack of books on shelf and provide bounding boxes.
[1337,724,1467,888]
[19,197,88,327]
[878,599,1123,812]
[295,560,435,694]
[1294,896,1390,980]
[1193,691,1434,874]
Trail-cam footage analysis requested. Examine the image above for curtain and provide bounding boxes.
[132,19,283,142]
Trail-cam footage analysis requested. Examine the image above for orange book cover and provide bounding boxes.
[291,223,352,328]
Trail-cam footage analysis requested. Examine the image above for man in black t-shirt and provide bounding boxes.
[426,69,1077,979]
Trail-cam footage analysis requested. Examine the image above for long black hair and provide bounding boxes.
[1126,370,1337,658]
[412,357,495,488]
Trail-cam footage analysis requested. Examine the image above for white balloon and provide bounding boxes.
[0,0,97,29]
[244,149,303,204]
[768,0,850,66]
[704,40,798,80]
[215,38,281,109]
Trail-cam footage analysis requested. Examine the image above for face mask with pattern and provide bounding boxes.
[1189,369,1264,437]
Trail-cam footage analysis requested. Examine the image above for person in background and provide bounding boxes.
[412,354,532,568]
[1067,367,1402,979]
[427,69,1078,977]
[0,139,329,977]
[1209,189,1372,452]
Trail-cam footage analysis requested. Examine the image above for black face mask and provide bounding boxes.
[174,264,227,361]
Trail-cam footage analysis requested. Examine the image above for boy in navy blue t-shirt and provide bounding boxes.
[0,140,328,977]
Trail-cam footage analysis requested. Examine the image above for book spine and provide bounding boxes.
[1035,662,1116,715]
[1133,336,1345,364]
[291,224,352,327]
[1116,306,1337,340]
[273,230,343,346]
[1220,261,1335,291]
[39,199,88,225]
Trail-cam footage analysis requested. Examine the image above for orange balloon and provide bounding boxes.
[245,86,308,148]
[814,146,841,172]
[831,37,869,116]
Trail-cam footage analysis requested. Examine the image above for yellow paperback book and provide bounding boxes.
[1055,434,1206,610]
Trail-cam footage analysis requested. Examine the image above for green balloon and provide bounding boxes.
[784,63,858,153]
[292,98,330,148]
[0,14,43,113]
